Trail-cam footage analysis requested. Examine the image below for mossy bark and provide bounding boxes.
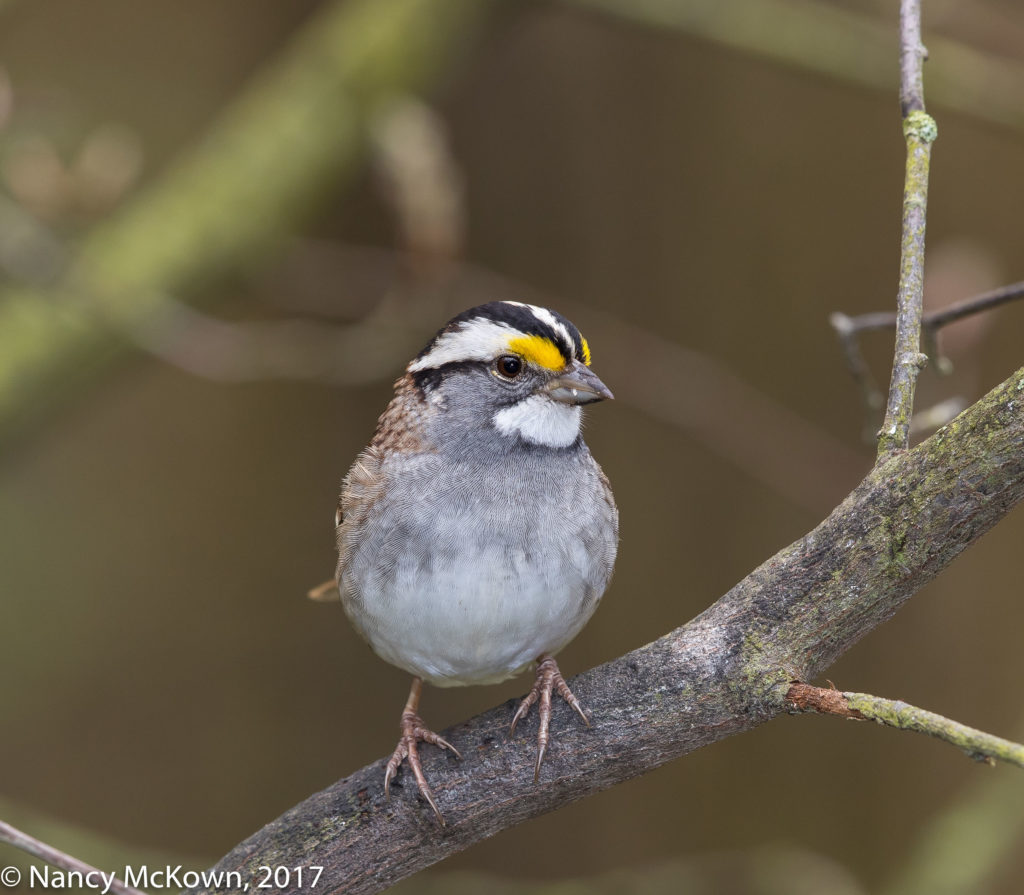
[843,693,1024,767]
[877,108,937,455]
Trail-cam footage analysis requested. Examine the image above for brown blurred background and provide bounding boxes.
[1,1,1023,893]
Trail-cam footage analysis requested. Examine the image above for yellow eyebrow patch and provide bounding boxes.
[581,337,592,366]
[507,335,567,371]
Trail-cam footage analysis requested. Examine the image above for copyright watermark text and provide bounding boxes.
[2,864,325,891]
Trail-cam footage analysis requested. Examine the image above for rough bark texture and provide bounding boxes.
[786,683,865,719]
[187,366,1024,895]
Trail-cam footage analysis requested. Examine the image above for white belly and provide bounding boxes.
[346,541,597,686]
[338,453,615,687]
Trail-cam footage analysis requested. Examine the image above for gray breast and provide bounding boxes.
[338,445,618,686]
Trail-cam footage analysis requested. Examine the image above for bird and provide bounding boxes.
[333,300,618,823]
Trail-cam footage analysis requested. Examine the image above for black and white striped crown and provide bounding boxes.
[408,302,591,374]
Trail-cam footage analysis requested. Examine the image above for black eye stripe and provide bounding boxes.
[410,360,481,392]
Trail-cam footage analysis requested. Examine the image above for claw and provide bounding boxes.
[510,687,537,734]
[511,655,589,782]
[384,678,460,824]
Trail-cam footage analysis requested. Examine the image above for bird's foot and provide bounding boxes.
[384,680,461,825]
[510,654,589,781]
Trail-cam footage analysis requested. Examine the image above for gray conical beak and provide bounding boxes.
[542,360,613,405]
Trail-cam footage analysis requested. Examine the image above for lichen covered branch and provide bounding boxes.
[787,684,1024,768]
[878,0,936,456]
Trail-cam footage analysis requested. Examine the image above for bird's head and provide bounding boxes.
[407,301,612,451]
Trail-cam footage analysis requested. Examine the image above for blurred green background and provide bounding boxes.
[1,1,1023,893]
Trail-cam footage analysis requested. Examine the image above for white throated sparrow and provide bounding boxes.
[334,301,618,823]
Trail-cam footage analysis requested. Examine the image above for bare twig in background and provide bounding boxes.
[838,281,1024,339]
[829,310,886,413]
[184,366,1024,895]
[911,279,1024,332]
[832,280,1024,392]
[877,0,935,456]
[0,820,145,895]
[371,98,465,281]
[786,684,1024,769]
[830,281,1024,433]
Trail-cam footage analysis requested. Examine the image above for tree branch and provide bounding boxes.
[898,0,926,116]
[0,821,145,895]
[786,684,1024,768]
[878,0,935,456]
[185,365,1024,895]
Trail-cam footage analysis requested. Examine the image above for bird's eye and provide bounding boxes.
[496,355,523,379]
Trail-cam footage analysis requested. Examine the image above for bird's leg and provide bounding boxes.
[383,677,461,825]
[510,654,589,782]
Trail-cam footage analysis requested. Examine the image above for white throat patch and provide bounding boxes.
[493,395,582,448]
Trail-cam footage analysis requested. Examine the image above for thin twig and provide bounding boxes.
[898,0,926,116]
[835,280,1024,336]
[830,311,885,413]
[878,0,936,456]
[786,684,1024,769]
[0,820,146,895]
[831,281,1024,426]
[919,280,1024,330]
